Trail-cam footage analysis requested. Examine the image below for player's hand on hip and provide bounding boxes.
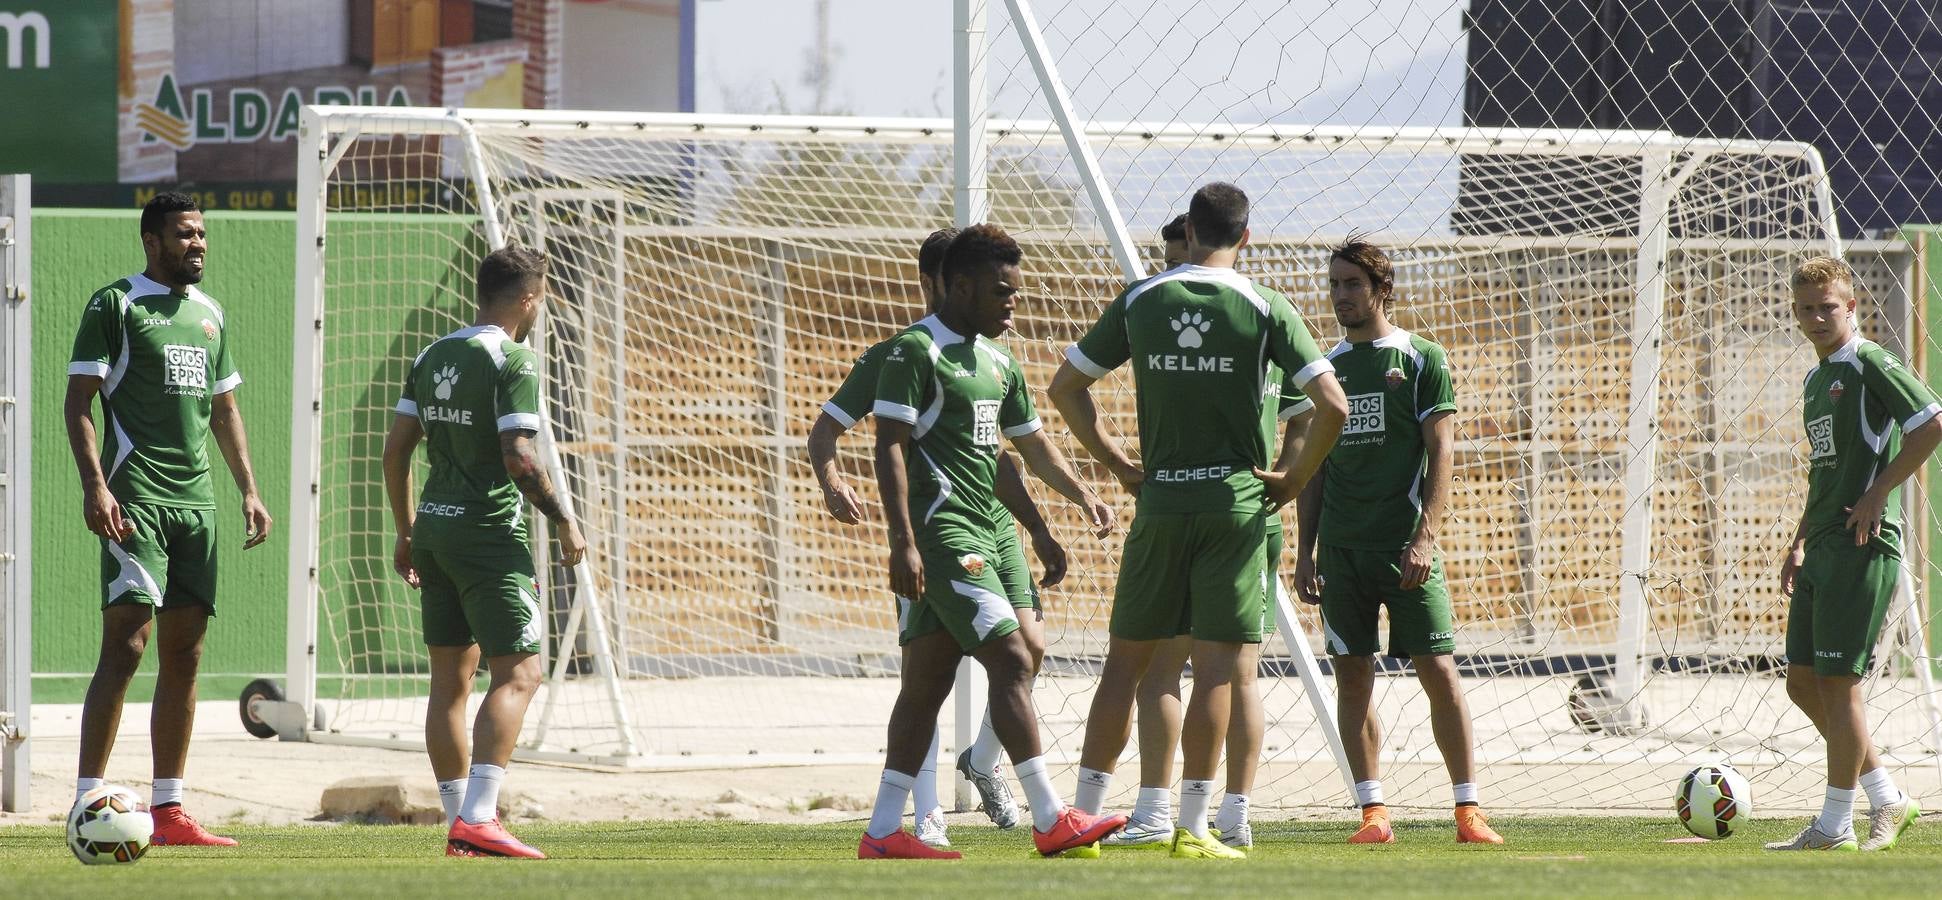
[1293,554,1322,605]
[1029,525,1068,589]
[822,476,866,525]
[393,534,421,588]
[556,519,589,568]
[1111,461,1144,498]
[1252,466,1302,510]
[1398,537,1434,590]
[240,492,273,550]
[889,542,924,600]
[83,484,134,542]
[1779,542,1806,595]
[1844,490,1887,546]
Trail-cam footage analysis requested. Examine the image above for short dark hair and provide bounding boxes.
[941,223,1022,287]
[140,191,201,237]
[1187,182,1249,249]
[477,244,548,307]
[1160,213,1188,244]
[1330,233,1395,306]
[918,227,961,281]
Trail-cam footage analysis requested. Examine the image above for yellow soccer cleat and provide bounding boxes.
[1169,828,1246,860]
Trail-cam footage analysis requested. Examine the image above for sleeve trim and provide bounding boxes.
[1904,403,1941,433]
[820,400,858,429]
[68,361,111,378]
[1001,418,1044,439]
[1291,358,1335,388]
[395,398,419,418]
[1064,344,1112,379]
[1417,403,1456,422]
[497,412,542,432]
[874,400,919,424]
[211,372,243,395]
[1279,397,1315,421]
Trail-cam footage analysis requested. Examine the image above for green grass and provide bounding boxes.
[4,818,1940,898]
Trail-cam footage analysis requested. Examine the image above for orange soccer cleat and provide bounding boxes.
[1033,808,1129,857]
[858,828,963,859]
[150,805,238,847]
[1348,805,1395,844]
[446,817,547,858]
[1455,806,1504,844]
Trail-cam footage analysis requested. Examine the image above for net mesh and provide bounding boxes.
[300,0,1942,814]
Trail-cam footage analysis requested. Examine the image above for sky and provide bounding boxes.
[694,0,1471,127]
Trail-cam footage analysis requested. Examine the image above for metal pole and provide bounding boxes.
[950,0,992,815]
[285,112,332,728]
[1,174,31,811]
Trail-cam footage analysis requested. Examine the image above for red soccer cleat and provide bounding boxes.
[858,829,962,859]
[446,817,547,858]
[150,805,239,847]
[1033,808,1129,857]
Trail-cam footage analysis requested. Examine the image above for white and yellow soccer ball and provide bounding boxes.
[67,784,154,865]
[1676,763,1752,839]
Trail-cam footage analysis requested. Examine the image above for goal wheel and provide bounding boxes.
[238,678,284,739]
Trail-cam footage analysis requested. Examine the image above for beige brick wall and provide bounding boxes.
[431,40,529,108]
[119,0,178,183]
[514,0,562,110]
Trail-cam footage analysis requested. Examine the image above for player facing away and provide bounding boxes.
[66,192,273,847]
[1292,236,1501,845]
[1766,256,1933,852]
[808,228,1068,845]
[1097,213,1318,851]
[381,245,590,859]
[859,224,1127,860]
[1050,183,1348,859]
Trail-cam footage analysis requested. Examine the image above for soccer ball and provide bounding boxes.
[67,785,153,865]
[1676,763,1752,839]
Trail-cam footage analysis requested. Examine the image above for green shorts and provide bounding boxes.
[898,524,1027,652]
[1787,537,1900,676]
[1317,544,1454,659]
[413,538,542,658]
[1172,521,1282,637]
[992,525,1043,621]
[1111,510,1269,644]
[100,503,218,612]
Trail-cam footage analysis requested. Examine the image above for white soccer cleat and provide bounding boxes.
[1763,820,1858,851]
[955,749,1020,829]
[1100,816,1174,846]
[914,807,951,848]
[1860,796,1919,851]
[1217,822,1253,849]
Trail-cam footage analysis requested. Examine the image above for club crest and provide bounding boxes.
[202,320,218,342]
[1384,367,1405,389]
[1829,379,1844,401]
[958,553,987,576]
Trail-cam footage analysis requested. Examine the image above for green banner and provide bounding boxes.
[0,1,118,183]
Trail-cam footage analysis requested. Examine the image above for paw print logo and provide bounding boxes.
[432,364,460,401]
[1171,311,1212,349]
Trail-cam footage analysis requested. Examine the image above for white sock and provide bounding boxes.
[458,763,505,825]
[1179,780,1215,838]
[1354,779,1386,808]
[1213,792,1250,834]
[152,778,184,808]
[1818,785,1856,836]
[75,777,105,803]
[1131,785,1173,827]
[1858,767,1901,810]
[969,706,1005,775]
[912,729,941,824]
[867,769,915,839]
[1014,756,1065,832]
[1453,781,1480,807]
[437,779,465,826]
[1073,766,1112,815]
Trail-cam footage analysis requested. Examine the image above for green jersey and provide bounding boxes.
[1800,336,1940,550]
[396,324,544,550]
[1317,329,1456,551]
[873,315,1041,535]
[1067,264,1331,514]
[68,274,242,509]
[822,337,894,428]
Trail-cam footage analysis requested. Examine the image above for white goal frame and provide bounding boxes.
[1,173,30,812]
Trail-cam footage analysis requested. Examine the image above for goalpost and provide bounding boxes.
[277,95,1942,812]
[1,173,30,813]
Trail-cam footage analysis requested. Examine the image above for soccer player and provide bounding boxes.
[809,228,1066,844]
[859,224,1126,860]
[1097,214,1315,850]
[1291,236,1501,845]
[1765,256,1932,852]
[1051,183,1348,859]
[381,245,589,859]
[66,192,272,847]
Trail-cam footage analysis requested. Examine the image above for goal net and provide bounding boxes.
[289,101,1941,813]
